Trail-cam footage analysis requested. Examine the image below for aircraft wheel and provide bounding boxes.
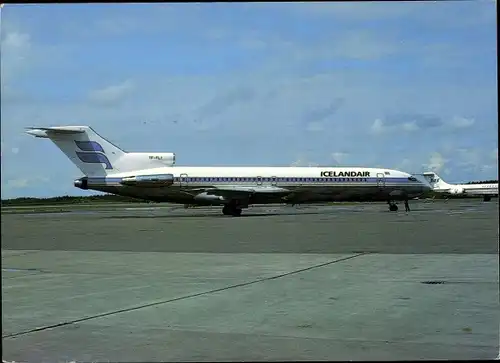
[222,205,242,216]
[389,204,398,212]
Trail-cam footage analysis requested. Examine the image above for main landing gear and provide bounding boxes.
[387,198,411,212]
[483,195,492,202]
[387,200,398,212]
[222,202,243,217]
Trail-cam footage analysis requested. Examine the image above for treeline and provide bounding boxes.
[1,194,149,207]
[465,180,498,184]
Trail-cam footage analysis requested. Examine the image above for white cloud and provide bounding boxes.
[290,156,318,167]
[401,121,419,132]
[447,116,475,129]
[455,148,480,166]
[442,168,452,176]
[370,118,420,135]
[1,28,74,90]
[370,119,385,135]
[440,140,456,154]
[305,122,324,132]
[331,152,349,165]
[6,178,29,189]
[370,118,421,135]
[1,31,31,54]
[371,114,477,136]
[88,79,134,106]
[479,164,495,173]
[5,176,49,190]
[423,152,447,173]
[397,158,412,171]
[491,148,498,161]
[0,31,31,79]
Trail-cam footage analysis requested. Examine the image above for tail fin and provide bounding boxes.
[422,171,451,190]
[25,126,126,176]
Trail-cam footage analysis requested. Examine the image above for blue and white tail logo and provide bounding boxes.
[74,141,113,170]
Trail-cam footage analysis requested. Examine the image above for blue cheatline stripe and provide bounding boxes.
[75,152,113,170]
[74,140,105,153]
[86,176,418,185]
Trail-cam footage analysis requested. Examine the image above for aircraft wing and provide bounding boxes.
[191,185,291,198]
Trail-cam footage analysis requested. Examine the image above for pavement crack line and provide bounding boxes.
[2,252,367,339]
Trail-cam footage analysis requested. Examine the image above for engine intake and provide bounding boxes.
[74,177,88,190]
[450,187,464,194]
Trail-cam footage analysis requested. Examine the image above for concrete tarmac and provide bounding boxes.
[2,199,499,361]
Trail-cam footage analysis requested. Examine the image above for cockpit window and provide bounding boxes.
[408,176,418,181]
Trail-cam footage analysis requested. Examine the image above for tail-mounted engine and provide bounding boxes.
[120,173,174,187]
[74,177,89,190]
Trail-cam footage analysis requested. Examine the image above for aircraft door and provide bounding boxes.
[271,176,277,186]
[376,173,385,189]
[256,176,263,186]
[180,173,189,188]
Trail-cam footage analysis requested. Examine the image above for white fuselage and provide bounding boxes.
[458,183,498,193]
[75,166,430,205]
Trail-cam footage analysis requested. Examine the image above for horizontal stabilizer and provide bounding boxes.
[25,126,86,138]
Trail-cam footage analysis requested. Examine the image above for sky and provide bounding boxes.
[0,1,498,198]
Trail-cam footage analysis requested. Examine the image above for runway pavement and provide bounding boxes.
[1,199,498,254]
[2,199,499,361]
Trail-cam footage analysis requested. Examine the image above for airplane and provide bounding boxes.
[25,125,431,216]
[422,171,498,202]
